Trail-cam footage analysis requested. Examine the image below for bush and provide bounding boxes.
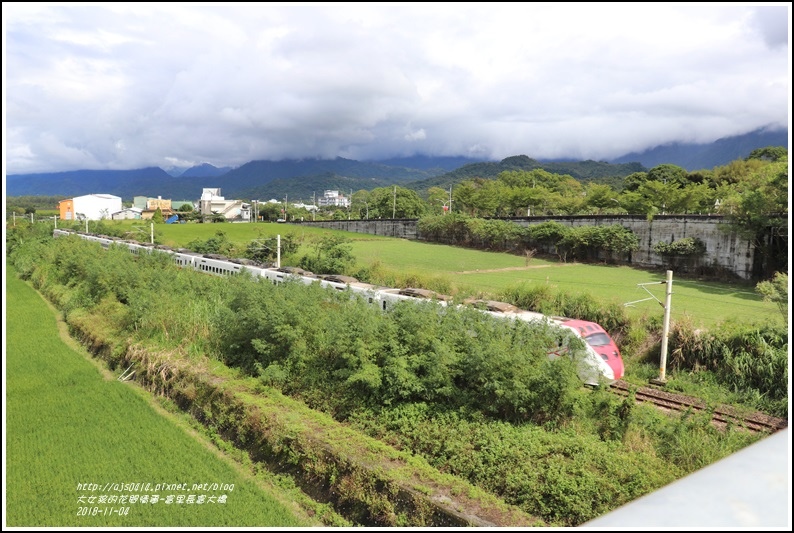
[652,237,706,256]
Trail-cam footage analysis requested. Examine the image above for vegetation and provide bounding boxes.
[5,147,788,524]
[6,221,779,526]
[756,271,788,318]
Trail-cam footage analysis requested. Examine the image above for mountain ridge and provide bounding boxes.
[6,127,787,201]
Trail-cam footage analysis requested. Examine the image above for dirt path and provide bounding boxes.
[455,264,574,274]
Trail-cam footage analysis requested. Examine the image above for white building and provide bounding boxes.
[111,207,143,220]
[198,188,249,221]
[59,194,123,221]
[316,190,350,208]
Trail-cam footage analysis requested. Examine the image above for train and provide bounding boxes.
[53,228,624,385]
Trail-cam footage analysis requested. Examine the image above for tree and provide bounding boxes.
[747,146,787,163]
[582,183,621,214]
[152,207,165,224]
[426,187,451,214]
[368,186,427,219]
[647,164,689,187]
[187,230,233,255]
[299,235,355,275]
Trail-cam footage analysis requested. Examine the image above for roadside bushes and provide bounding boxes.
[346,403,680,527]
[668,319,788,417]
[216,279,587,425]
[417,214,638,263]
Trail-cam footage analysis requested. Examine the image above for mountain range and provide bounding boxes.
[5,127,788,202]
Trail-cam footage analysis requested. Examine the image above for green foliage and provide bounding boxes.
[419,215,638,264]
[244,233,298,264]
[652,237,707,256]
[152,207,165,224]
[299,235,356,275]
[8,226,778,527]
[187,230,234,255]
[6,195,66,213]
[558,224,639,262]
[746,146,787,163]
[367,186,428,218]
[346,402,681,526]
[668,318,788,417]
[755,272,788,318]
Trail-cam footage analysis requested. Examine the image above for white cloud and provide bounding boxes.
[3,2,790,173]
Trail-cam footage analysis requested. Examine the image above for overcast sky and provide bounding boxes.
[3,3,791,174]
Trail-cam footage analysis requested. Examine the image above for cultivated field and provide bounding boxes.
[4,264,322,527]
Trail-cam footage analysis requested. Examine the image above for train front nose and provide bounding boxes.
[606,351,624,380]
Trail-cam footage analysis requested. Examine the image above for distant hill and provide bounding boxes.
[180,157,442,200]
[368,155,489,172]
[609,126,788,171]
[5,158,444,201]
[179,163,233,178]
[5,128,787,201]
[407,155,646,195]
[4,167,184,199]
[236,172,401,203]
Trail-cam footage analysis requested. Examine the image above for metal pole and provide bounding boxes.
[54,216,57,229]
[276,234,281,268]
[656,270,673,384]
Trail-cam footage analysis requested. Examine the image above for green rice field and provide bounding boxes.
[4,263,313,527]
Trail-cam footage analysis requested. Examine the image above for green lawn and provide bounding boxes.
[4,264,313,527]
[107,220,781,329]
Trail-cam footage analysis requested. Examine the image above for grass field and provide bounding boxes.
[4,263,315,527]
[144,221,782,329]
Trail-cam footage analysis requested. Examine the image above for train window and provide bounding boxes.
[585,333,611,347]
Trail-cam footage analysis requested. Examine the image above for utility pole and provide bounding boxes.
[654,270,674,384]
[627,270,674,385]
[276,234,281,268]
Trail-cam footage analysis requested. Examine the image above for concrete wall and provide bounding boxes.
[301,218,419,239]
[511,215,755,279]
[294,215,763,280]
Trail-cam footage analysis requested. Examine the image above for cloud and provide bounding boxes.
[3,3,790,174]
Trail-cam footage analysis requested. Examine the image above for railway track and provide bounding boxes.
[610,380,788,434]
